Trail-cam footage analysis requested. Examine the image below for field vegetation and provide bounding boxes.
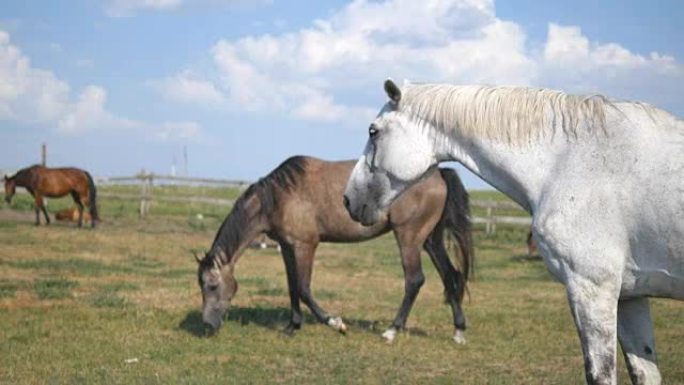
[1,186,682,384]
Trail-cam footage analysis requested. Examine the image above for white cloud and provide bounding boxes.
[155,70,226,106]
[156,0,683,123]
[543,24,678,73]
[105,0,272,17]
[191,0,537,124]
[57,86,140,134]
[0,28,201,141]
[539,23,682,100]
[105,0,183,17]
[0,30,70,123]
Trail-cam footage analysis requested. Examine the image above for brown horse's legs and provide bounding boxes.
[71,191,84,228]
[424,234,467,343]
[34,194,49,226]
[389,244,424,332]
[280,242,303,335]
[41,205,50,225]
[293,242,334,324]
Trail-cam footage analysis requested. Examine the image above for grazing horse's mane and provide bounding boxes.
[8,164,40,185]
[398,84,611,145]
[204,156,308,267]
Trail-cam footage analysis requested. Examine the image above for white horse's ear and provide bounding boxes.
[384,79,402,103]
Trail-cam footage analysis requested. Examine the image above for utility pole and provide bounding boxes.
[41,143,47,166]
[183,145,188,176]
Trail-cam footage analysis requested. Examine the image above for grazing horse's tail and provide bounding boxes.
[438,167,474,302]
[84,171,99,222]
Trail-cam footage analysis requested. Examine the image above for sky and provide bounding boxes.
[1,0,682,189]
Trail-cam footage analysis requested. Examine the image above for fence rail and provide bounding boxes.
[98,173,251,187]
[13,174,532,233]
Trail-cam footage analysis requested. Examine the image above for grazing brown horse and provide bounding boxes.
[4,165,99,228]
[196,156,473,343]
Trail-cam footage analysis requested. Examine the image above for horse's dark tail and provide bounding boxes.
[438,167,474,302]
[84,171,99,224]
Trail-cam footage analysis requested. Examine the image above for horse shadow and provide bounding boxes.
[510,253,542,262]
[178,306,428,338]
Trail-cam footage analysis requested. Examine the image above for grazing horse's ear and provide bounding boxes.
[384,79,402,104]
[192,251,201,264]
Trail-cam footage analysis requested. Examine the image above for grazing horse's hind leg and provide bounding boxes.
[617,298,661,385]
[279,242,303,335]
[293,242,346,334]
[424,232,467,344]
[382,243,424,343]
[70,191,84,228]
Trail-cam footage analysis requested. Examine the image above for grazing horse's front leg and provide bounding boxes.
[34,194,49,226]
[293,242,346,334]
[617,298,661,385]
[279,242,303,335]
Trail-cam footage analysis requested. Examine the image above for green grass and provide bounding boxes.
[0,279,24,298]
[0,188,682,384]
[33,277,79,300]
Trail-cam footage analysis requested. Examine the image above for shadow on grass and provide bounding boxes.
[510,253,542,262]
[178,306,424,338]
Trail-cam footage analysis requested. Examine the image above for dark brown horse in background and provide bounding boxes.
[196,156,473,343]
[4,165,99,228]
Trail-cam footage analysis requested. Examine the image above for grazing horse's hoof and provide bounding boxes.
[453,329,466,344]
[327,316,347,334]
[381,328,397,343]
[282,323,300,336]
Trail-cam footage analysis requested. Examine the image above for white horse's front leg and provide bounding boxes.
[617,298,661,385]
[566,274,621,385]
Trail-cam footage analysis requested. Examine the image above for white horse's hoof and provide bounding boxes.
[328,316,347,334]
[382,328,397,343]
[453,329,466,344]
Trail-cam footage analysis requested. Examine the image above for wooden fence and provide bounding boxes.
[469,200,531,234]
[13,172,532,233]
[97,172,249,218]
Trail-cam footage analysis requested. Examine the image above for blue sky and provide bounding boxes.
[1,0,682,189]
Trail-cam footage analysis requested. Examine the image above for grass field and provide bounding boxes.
[0,188,682,384]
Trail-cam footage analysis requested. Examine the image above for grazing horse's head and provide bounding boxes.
[344,79,440,225]
[4,176,16,204]
[195,251,238,334]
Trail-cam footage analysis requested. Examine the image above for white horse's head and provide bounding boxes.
[343,79,440,225]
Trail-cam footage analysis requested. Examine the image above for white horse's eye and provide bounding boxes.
[369,125,379,139]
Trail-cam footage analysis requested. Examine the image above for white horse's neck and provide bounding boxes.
[433,126,565,214]
[400,84,612,213]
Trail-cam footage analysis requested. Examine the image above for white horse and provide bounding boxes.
[343,80,683,385]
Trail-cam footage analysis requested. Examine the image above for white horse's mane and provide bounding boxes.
[398,83,611,145]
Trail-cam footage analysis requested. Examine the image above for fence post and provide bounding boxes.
[139,170,152,218]
[485,204,492,235]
